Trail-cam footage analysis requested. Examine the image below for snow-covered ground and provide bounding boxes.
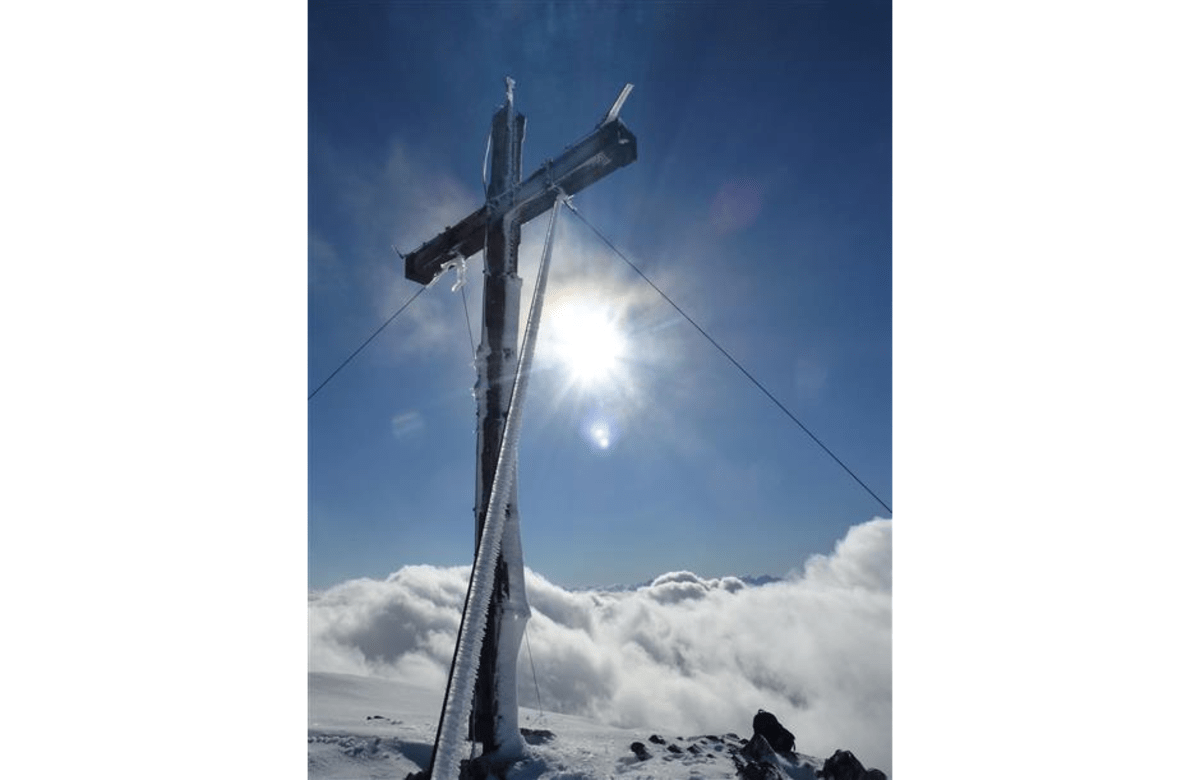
[309,671,830,779]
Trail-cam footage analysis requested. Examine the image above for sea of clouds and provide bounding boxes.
[309,518,891,771]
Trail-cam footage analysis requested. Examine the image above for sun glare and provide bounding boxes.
[546,301,627,387]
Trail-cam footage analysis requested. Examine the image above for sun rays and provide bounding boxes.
[544,297,628,388]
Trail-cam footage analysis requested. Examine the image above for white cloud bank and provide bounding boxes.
[309,518,891,772]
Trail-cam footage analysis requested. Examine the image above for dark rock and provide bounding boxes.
[463,759,493,780]
[819,749,888,780]
[649,734,666,745]
[687,744,702,755]
[630,742,651,761]
[733,737,787,780]
[667,744,683,754]
[519,727,555,745]
[753,710,796,754]
[741,733,777,764]
[737,762,783,780]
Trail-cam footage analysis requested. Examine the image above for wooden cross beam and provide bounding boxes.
[404,93,637,285]
[403,80,637,760]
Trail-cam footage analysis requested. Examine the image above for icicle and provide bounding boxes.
[429,253,467,290]
[482,132,492,194]
[451,257,467,293]
[430,195,565,780]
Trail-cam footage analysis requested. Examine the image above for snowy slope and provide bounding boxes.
[308,673,436,779]
[309,672,828,779]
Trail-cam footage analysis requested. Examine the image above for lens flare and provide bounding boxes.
[579,409,620,453]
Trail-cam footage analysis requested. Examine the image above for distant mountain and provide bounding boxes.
[573,573,783,593]
[737,574,783,587]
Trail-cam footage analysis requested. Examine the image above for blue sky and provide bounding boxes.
[308,1,892,590]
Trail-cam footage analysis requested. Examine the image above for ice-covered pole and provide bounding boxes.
[430,196,565,780]
[467,76,527,756]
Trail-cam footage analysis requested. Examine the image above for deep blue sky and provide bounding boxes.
[308,0,891,590]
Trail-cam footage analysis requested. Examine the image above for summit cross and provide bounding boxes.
[403,79,637,758]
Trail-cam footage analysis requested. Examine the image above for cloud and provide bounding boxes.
[708,176,766,234]
[310,136,481,359]
[390,410,425,439]
[309,520,891,772]
[308,230,347,294]
[793,356,829,403]
[802,518,891,592]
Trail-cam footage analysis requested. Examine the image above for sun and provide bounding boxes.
[544,298,627,387]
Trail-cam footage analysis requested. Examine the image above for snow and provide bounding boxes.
[310,671,826,779]
[309,673,438,779]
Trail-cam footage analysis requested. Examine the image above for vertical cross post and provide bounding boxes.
[471,77,528,753]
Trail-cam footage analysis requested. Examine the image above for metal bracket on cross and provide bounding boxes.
[599,83,634,127]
